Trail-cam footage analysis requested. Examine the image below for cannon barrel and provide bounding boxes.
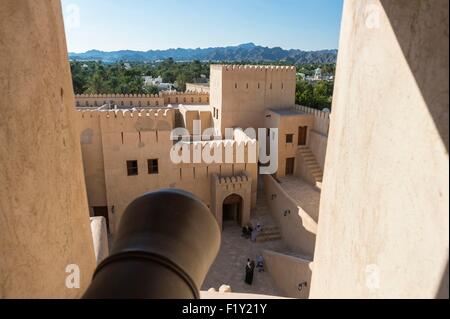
[82,189,221,299]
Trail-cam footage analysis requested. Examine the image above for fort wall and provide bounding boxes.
[294,105,330,170]
[263,175,317,257]
[0,0,96,298]
[310,0,449,299]
[263,250,313,299]
[75,92,209,108]
[210,65,296,135]
[77,110,258,233]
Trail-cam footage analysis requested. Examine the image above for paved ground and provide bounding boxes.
[201,223,288,295]
[201,179,290,296]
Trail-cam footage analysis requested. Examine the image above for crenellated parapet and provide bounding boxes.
[294,105,330,120]
[294,105,330,136]
[77,108,173,119]
[212,64,296,73]
[161,91,209,105]
[160,91,209,96]
[75,93,161,98]
[75,94,164,108]
[76,108,175,132]
[75,91,210,107]
[215,173,251,185]
[212,171,253,200]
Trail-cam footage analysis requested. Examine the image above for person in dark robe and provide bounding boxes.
[250,259,256,275]
[241,223,253,239]
[244,259,255,285]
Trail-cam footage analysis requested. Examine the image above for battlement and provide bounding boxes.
[161,91,209,96]
[75,92,209,98]
[214,173,251,185]
[75,91,210,107]
[294,105,330,120]
[181,138,257,148]
[75,93,161,98]
[211,64,296,72]
[77,108,173,119]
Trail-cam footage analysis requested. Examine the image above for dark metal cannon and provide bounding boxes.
[82,189,221,299]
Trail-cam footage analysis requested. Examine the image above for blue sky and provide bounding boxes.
[62,0,343,53]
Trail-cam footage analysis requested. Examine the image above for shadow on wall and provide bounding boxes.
[381,0,449,299]
[263,175,317,258]
[381,0,449,152]
[437,259,449,299]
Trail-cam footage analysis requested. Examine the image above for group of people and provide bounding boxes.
[242,222,262,242]
[244,255,265,285]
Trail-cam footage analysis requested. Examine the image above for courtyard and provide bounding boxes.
[201,181,292,297]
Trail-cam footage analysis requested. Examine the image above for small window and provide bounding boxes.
[282,83,284,89]
[191,97,194,103]
[235,83,238,89]
[258,83,260,89]
[126,160,138,176]
[286,134,294,144]
[246,83,249,89]
[207,97,209,103]
[270,83,273,90]
[148,159,159,174]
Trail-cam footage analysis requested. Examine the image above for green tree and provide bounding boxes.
[143,84,159,95]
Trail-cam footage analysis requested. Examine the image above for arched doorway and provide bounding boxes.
[222,194,243,228]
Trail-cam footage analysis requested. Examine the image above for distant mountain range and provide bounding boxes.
[69,43,337,64]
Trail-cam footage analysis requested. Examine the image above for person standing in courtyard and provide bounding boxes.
[245,259,255,285]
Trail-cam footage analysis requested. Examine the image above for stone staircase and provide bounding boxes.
[298,146,323,188]
[255,225,282,242]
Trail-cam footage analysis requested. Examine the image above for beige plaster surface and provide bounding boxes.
[0,0,96,298]
[263,250,313,299]
[264,175,318,257]
[310,0,449,299]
